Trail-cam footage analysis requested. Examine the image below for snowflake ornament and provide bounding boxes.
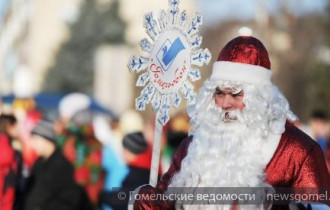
[128,0,211,125]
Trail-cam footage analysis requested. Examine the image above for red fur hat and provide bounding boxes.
[210,36,272,84]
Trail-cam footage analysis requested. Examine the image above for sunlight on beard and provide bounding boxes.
[169,102,270,209]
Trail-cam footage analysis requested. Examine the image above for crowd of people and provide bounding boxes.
[0,93,190,210]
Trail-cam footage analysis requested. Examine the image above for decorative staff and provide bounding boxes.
[128,0,211,187]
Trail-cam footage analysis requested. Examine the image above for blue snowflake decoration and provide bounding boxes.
[128,0,211,125]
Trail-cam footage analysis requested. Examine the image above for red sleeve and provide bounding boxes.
[133,185,175,210]
[157,136,193,191]
[0,135,16,210]
[293,142,330,206]
[293,141,330,188]
[133,136,193,210]
[0,135,15,167]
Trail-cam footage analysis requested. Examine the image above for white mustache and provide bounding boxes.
[221,110,239,123]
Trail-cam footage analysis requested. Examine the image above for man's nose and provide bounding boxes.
[221,95,233,110]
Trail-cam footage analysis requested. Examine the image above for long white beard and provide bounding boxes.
[171,121,267,188]
[169,108,270,210]
[168,80,296,210]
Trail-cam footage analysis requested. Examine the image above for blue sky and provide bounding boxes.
[196,0,328,26]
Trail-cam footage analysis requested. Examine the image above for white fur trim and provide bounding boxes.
[260,133,282,166]
[210,61,272,84]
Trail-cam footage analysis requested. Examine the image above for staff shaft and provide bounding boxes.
[149,119,163,187]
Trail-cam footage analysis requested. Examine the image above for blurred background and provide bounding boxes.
[0,0,329,209]
[0,0,329,120]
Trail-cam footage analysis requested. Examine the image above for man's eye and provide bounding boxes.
[232,92,243,97]
[215,90,223,95]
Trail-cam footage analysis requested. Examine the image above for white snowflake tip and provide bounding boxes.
[168,6,179,25]
[161,94,171,113]
[180,81,196,103]
[141,83,155,102]
[158,9,168,31]
[128,56,149,72]
[183,80,194,91]
[140,38,152,53]
[135,97,147,111]
[191,49,211,66]
[151,92,161,111]
[179,10,187,27]
[157,110,170,126]
[188,68,201,81]
[187,92,196,104]
[203,49,212,64]
[186,13,203,36]
[171,92,182,108]
[169,0,180,9]
[136,84,155,110]
[144,12,159,40]
[136,72,150,87]
[190,36,203,49]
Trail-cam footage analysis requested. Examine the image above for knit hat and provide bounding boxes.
[210,36,272,84]
[31,120,56,142]
[122,132,148,154]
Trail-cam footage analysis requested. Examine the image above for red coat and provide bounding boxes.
[134,123,330,209]
[0,134,16,210]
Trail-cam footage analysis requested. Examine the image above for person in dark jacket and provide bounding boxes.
[122,132,154,187]
[101,132,152,210]
[24,120,82,210]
